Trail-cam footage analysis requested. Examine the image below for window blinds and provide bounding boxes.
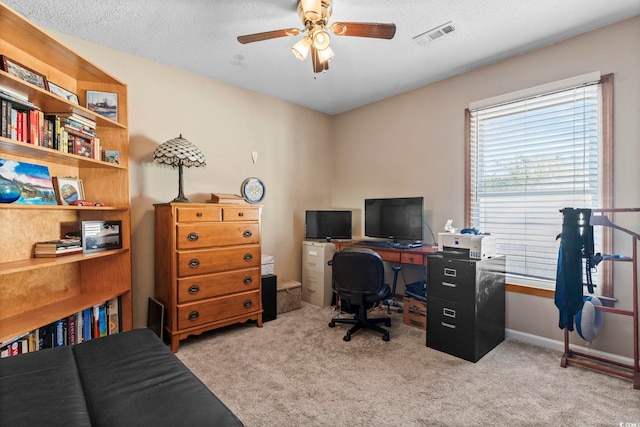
[469,83,601,285]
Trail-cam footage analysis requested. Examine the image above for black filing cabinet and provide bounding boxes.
[426,254,505,362]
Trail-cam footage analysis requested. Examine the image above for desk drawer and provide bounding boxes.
[177,223,260,249]
[400,252,425,265]
[177,268,261,303]
[178,290,260,329]
[178,245,261,277]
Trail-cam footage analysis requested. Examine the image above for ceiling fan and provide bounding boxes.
[237,0,396,74]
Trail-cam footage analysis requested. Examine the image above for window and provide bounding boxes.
[466,74,613,293]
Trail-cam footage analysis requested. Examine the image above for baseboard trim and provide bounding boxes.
[505,328,634,367]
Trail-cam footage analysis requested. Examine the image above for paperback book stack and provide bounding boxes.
[34,237,82,257]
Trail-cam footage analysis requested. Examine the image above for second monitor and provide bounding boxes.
[364,197,424,243]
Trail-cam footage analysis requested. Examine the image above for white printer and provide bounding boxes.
[438,232,497,260]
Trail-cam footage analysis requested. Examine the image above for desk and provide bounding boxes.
[333,241,439,267]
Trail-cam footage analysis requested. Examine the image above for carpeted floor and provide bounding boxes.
[177,302,640,426]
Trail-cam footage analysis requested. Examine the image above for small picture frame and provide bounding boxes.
[81,220,122,253]
[77,141,93,159]
[86,90,118,122]
[48,81,79,105]
[104,150,120,165]
[52,176,85,205]
[0,55,48,90]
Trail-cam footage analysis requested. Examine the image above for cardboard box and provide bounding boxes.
[403,296,426,330]
[277,280,301,314]
[261,254,274,275]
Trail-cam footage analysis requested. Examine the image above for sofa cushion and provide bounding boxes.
[72,328,243,426]
[0,345,92,426]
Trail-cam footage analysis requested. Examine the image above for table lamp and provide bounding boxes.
[153,134,206,202]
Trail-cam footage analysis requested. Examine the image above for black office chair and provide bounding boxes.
[328,248,393,341]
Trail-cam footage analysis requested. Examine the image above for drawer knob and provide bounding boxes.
[196,212,203,217]
[187,232,199,241]
[243,230,252,238]
[188,311,199,321]
[238,212,244,217]
[243,276,252,285]
[243,299,252,308]
[243,253,253,262]
[189,258,200,268]
[188,284,200,294]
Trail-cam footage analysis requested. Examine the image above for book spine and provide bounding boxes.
[38,322,55,349]
[98,303,108,337]
[67,313,77,345]
[107,297,120,335]
[83,308,92,342]
[0,99,7,138]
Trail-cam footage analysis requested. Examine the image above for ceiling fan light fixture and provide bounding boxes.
[300,0,322,21]
[312,28,331,50]
[292,36,312,60]
[317,45,334,63]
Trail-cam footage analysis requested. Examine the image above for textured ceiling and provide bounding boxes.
[4,0,640,115]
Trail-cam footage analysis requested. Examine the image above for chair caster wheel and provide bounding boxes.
[382,333,390,341]
[343,334,351,342]
[328,321,335,328]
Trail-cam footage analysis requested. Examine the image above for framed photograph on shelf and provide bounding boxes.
[86,90,118,122]
[81,220,122,253]
[0,55,48,90]
[104,150,120,164]
[48,81,79,104]
[52,176,85,205]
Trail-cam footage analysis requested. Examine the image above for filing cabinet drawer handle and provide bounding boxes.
[441,322,456,329]
[443,308,456,318]
[243,299,252,308]
[196,212,203,217]
[243,253,253,262]
[188,284,200,294]
[243,230,252,238]
[187,232,199,241]
[189,259,200,268]
[243,276,252,285]
[188,311,199,321]
[444,268,456,277]
[442,282,457,288]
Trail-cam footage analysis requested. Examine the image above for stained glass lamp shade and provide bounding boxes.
[153,134,206,202]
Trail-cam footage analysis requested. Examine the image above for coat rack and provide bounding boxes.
[559,207,639,390]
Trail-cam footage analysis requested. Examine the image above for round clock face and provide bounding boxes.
[241,177,265,203]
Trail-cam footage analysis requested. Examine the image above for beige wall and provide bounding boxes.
[54,16,639,358]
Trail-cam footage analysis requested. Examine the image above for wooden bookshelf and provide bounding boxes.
[0,2,132,344]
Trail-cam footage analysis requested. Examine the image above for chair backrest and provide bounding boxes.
[331,248,385,305]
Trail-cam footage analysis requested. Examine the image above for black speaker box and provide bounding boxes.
[261,274,277,322]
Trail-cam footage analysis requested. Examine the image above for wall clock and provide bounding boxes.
[241,177,265,203]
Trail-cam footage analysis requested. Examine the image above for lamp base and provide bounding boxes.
[172,196,189,203]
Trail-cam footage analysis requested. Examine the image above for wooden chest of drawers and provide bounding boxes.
[154,203,263,352]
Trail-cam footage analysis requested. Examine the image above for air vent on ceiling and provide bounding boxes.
[413,21,455,46]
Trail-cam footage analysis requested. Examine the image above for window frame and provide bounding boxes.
[464,74,613,298]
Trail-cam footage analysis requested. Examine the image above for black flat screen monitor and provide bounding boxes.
[305,210,352,240]
[364,197,424,242]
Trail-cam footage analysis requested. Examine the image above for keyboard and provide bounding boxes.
[353,240,423,249]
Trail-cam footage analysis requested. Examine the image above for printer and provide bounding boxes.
[438,232,497,260]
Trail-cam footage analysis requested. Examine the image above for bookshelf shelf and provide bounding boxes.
[0,3,132,346]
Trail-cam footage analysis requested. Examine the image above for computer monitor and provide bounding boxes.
[364,197,424,242]
[305,210,352,241]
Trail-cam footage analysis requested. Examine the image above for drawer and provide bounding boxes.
[177,268,261,303]
[302,271,325,293]
[177,290,261,329]
[177,223,260,249]
[178,245,261,277]
[177,206,222,223]
[428,257,477,306]
[222,207,260,222]
[400,252,425,265]
[303,250,328,273]
[426,297,476,361]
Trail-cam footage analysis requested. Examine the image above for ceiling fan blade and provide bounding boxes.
[330,22,396,39]
[237,28,301,44]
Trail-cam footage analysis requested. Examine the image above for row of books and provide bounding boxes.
[0,90,102,160]
[0,297,120,358]
[33,237,83,258]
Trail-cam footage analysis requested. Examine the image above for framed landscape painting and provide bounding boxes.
[0,158,56,205]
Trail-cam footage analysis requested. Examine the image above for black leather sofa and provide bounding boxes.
[0,328,243,426]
